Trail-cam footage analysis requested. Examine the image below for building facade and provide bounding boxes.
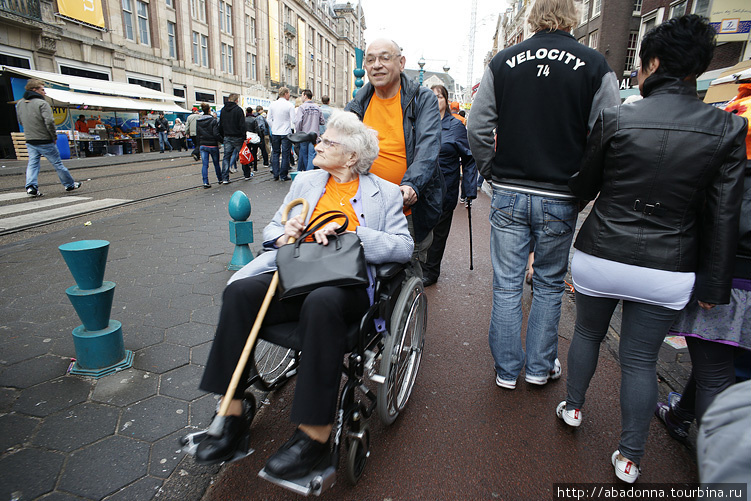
[0,0,365,130]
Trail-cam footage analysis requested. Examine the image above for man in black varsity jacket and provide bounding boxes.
[467,0,619,392]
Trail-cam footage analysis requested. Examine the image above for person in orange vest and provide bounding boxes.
[450,101,466,125]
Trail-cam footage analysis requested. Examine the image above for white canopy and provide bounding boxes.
[3,65,186,103]
[710,67,751,86]
[44,87,186,112]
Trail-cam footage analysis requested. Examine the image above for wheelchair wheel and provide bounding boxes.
[251,338,297,390]
[345,424,370,485]
[377,276,426,425]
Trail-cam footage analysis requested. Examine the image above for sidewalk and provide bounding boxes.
[0,177,693,500]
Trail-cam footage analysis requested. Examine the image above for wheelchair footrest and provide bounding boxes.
[179,429,255,464]
[258,464,336,496]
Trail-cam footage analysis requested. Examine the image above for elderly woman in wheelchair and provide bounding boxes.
[195,111,415,482]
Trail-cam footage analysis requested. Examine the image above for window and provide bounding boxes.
[60,65,110,80]
[191,0,206,22]
[221,43,234,74]
[588,30,599,50]
[245,14,250,41]
[166,0,172,7]
[173,87,185,98]
[128,77,162,91]
[692,0,710,16]
[220,1,232,34]
[670,1,687,18]
[251,54,257,80]
[633,0,642,13]
[195,91,215,103]
[201,34,208,67]
[624,31,638,71]
[591,0,601,18]
[192,31,200,64]
[0,53,31,69]
[123,0,135,40]
[580,0,589,25]
[578,36,586,44]
[251,17,256,45]
[167,22,176,58]
[136,0,150,46]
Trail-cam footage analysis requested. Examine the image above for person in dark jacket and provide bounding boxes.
[218,93,246,182]
[243,107,259,179]
[421,84,477,287]
[254,105,269,167]
[467,0,620,393]
[345,38,444,278]
[555,15,747,484]
[155,112,173,153]
[197,102,224,188]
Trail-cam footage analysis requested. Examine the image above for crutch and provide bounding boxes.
[466,198,474,270]
[207,197,310,436]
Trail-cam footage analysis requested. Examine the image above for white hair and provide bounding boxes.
[326,111,380,175]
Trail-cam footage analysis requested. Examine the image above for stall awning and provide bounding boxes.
[2,65,186,102]
[44,87,186,112]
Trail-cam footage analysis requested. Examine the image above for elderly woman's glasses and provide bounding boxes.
[316,137,342,149]
[364,53,398,65]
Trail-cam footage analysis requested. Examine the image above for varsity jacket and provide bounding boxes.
[345,73,444,242]
[467,29,619,197]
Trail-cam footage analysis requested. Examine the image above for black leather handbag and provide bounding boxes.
[276,210,369,299]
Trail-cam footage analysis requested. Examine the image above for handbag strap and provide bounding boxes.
[299,210,349,243]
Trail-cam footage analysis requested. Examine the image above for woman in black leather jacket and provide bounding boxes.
[555,15,747,484]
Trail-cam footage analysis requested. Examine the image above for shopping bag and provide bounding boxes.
[239,141,254,165]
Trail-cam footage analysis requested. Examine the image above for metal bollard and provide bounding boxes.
[227,191,254,271]
[59,239,133,378]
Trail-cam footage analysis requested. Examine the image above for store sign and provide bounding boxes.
[709,0,751,42]
[240,95,271,110]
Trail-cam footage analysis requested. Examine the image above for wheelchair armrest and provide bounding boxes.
[375,262,405,281]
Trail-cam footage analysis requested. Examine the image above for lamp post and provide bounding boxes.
[418,57,426,86]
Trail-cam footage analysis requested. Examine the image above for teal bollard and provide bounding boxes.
[59,240,133,378]
[228,191,254,271]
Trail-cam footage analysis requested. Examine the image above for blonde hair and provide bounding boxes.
[527,0,579,32]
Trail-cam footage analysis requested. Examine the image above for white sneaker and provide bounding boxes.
[611,450,640,483]
[556,400,582,427]
[495,374,516,390]
[525,358,562,385]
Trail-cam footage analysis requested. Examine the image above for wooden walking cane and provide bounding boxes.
[209,198,310,433]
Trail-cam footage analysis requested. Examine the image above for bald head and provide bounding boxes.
[364,38,405,99]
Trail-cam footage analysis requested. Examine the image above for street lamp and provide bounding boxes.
[418,57,426,86]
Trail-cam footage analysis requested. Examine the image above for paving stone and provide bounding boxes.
[120,396,187,442]
[92,368,158,407]
[133,344,189,374]
[142,308,191,330]
[102,475,163,501]
[169,293,213,311]
[177,255,209,266]
[150,282,195,300]
[57,435,149,500]
[19,301,73,324]
[111,286,152,303]
[32,402,119,452]
[13,377,91,417]
[189,305,221,326]
[135,274,173,288]
[0,448,65,500]
[165,322,215,347]
[0,304,24,323]
[0,413,40,452]
[154,263,195,276]
[0,387,18,413]
[190,341,212,367]
[0,355,70,389]
[38,491,91,500]
[173,272,211,286]
[195,261,231,275]
[189,393,220,429]
[0,332,51,366]
[122,324,165,351]
[149,428,191,479]
[159,365,206,402]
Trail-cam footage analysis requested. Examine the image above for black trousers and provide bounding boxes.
[257,134,269,164]
[422,208,454,281]
[199,272,369,425]
[191,135,200,158]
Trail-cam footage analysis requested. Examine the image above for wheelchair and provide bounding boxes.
[183,262,427,496]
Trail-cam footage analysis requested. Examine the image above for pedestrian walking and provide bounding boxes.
[345,38,444,279]
[155,112,173,153]
[218,93,246,182]
[173,118,187,151]
[421,85,477,287]
[267,87,296,181]
[243,107,259,180]
[254,105,269,167]
[557,15,747,484]
[294,89,324,171]
[186,107,201,161]
[196,102,224,188]
[16,78,81,196]
[467,0,619,391]
[320,95,333,135]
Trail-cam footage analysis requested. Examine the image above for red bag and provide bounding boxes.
[239,141,254,165]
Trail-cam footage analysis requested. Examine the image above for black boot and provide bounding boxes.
[265,429,330,479]
[195,402,254,464]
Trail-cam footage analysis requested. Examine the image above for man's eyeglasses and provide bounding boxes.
[364,53,399,65]
[316,137,343,149]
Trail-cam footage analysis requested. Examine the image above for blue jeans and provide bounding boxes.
[488,187,578,381]
[200,146,222,184]
[158,131,173,152]
[25,142,76,189]
[222,137,244,181]
[565,291,680,463]
[270,134,291,180]
[298,141,316,171]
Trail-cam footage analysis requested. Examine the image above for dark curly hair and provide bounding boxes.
[639,14,716,80]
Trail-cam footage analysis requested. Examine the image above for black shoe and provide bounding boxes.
[273,177,279,181]
[265,429,329,480]
[26,186,43,197]
[203,183,211,189]
[192,153,200,161]
[195,407,253,464]
[422,276,437,287]
[221,180,231,185]
[160,150,165,153]
[280,177,291,182]
[65,182,82,192]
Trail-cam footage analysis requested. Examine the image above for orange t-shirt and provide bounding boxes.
[363,88,409,214]
[306,177,360,240]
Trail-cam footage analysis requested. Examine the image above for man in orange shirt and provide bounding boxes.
[345,39,444,277]
[450,102,466,125]
[74,114,90,157]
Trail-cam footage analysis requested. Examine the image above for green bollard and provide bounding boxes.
[228,191,254,271]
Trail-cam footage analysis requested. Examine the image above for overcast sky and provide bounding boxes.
[357,0,513,89]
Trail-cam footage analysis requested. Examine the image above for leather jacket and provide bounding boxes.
[570,75,748,305]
